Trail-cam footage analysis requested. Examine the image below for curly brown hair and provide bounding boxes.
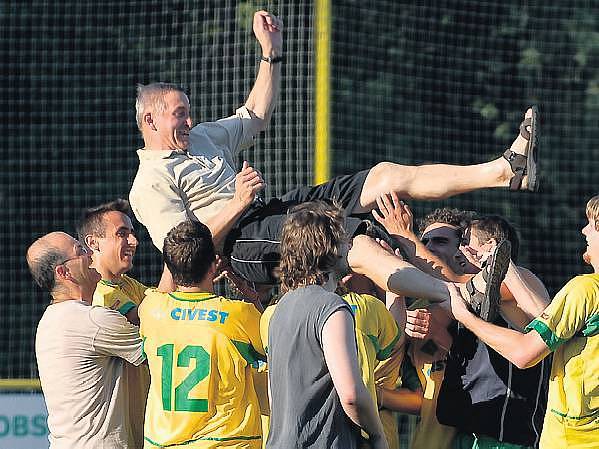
[277,201,348,293]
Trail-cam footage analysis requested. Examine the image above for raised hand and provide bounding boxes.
[234,161,265,208]
[253,11,283,57]
[372,192,414,238]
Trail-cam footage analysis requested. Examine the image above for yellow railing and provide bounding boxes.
[314,0,331,184]
[0,379,42,391]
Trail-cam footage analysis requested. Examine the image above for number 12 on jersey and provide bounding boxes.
[157,344,211,412]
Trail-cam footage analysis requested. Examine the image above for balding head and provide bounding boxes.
[27,232,77,293]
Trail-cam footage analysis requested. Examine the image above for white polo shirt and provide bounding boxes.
[35,300,144,449]
[129,106,255,250]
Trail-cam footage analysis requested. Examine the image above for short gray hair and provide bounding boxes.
[135,83,186,131]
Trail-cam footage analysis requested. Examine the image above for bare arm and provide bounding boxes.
[378,387,423,415]
[448,284,551,369]
[322,310,388,449]
[243,11,283,135]
[500,263,550,330]
[204,161,265,248]
[372,193,469,282]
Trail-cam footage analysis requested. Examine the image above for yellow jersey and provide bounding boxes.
[375,341,407,449]
[139,290,265,448]
[92,275,150,449]
[93,275,147,316]
[407,299,455,449]
[342,292,400,404]
[526,274,599,449]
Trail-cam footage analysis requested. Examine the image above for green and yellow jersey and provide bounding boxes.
[92,274,149,449]
[525,274,599,449]
[342,292,400,404]
[407,298,455,449]
[93,274,147,315]
[261,294,399,407]
[139,290,265,449]
[374,341,407,449]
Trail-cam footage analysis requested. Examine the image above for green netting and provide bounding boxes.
[330,1,599,298]
[1,0,314,379]
[2,0,598,386]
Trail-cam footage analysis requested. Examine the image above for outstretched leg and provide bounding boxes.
[354,108,536,213]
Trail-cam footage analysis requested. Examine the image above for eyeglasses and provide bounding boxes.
[58,243,91,266]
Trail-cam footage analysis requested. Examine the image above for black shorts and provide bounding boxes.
[224,170,370,284]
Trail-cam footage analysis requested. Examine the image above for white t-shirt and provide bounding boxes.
[35,300,144,449]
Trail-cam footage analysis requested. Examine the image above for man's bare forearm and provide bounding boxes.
[204,198,249,249]
[245,59,281,132]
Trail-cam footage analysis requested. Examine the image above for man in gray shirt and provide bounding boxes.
[261,201,388,449]
[27,232,145,449]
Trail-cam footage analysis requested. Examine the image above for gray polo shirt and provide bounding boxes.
[35,300,144,449]
[265,285,360,449]
[129,106,255,250]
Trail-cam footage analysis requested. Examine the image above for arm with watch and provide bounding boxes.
[244,10,284,136]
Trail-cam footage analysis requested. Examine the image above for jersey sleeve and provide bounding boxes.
[260,305,276,355]
[124,276,149,305]
[368,294,401,360]
[89,306,145,366]
[243,303,266,362]
[525,275,599,351]
[93,286,137,316]
[374,341,406,389]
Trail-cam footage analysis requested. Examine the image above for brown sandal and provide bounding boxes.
[503,106,539,191]
[464,240,511,322]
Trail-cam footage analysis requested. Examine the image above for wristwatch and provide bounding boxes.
[260,55,284,64]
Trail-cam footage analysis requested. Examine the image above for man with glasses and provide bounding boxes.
[27,232,145,449]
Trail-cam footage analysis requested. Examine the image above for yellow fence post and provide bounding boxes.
[314,0,331,184]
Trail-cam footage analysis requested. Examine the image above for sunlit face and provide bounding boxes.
[582,217,599,272]
[55,235,101,289]
[94,211,138,278]
[152,90,192,150]
[463,226,496,264]
[421,223,463,272]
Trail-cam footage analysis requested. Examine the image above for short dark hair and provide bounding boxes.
[77,199,131,241]
[278,201,347,293]
[27,246,65,293]
[418,207,475,237]
[469,215,520,262]
[163,221,216,287]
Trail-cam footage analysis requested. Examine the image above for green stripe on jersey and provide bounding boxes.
[144,434,261,447]
[232,340,266,367]
[525,319,566,352]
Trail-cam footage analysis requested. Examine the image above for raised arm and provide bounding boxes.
[448,284,550,369]
[373,193,468,282]
[243,11,283,135]
[499,262,550,329]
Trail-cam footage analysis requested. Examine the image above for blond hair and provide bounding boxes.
[586,195,599,229]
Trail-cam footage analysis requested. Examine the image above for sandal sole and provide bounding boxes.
[524,105,539,192]
[479,240,511,322]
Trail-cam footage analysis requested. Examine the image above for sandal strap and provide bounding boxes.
[519,117,533,140]
[503,149,528,190]
[466,279,476,296]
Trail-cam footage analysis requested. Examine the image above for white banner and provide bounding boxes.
[0,393,48,449]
